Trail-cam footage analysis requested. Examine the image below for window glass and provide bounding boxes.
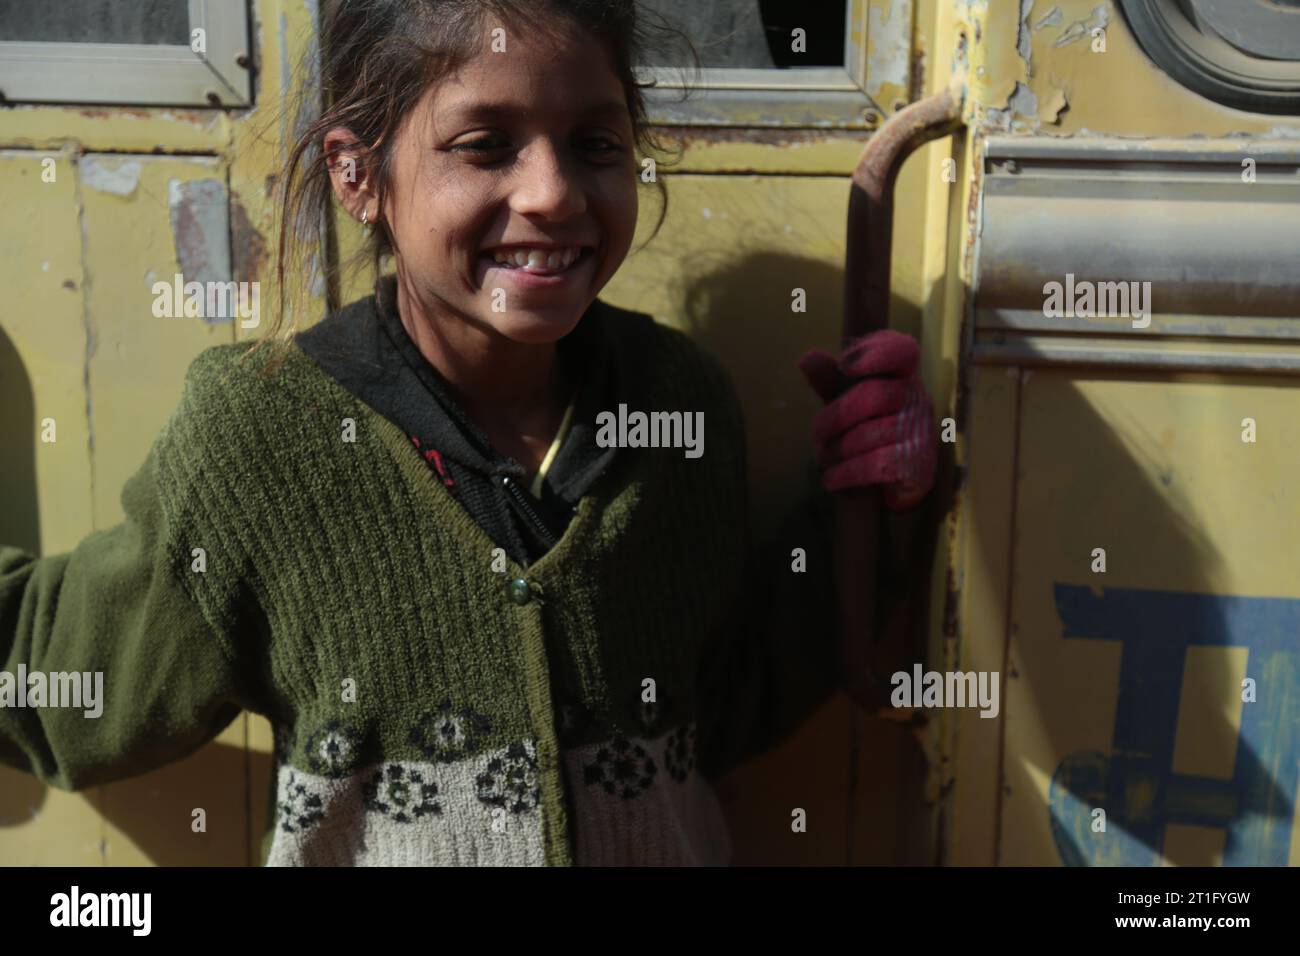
[0,0,190,46]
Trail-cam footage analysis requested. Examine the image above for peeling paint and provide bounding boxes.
[986,81,1039,129]
[868,1,913,103]
[1016,0,1034,64]
[1054,4,1109,48]
[1033,6,1064,31]
[167,178,232,322]
[79,157,142,197]
[0,103,232,152]
[1039,85,1069,125]
[72,106,210,126]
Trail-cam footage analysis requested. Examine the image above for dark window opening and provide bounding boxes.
[638,0,848,69]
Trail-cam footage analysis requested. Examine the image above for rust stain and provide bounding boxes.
[75,107,150,120]
[657,125,846,150]
[941,462,966,642]
[963,143,982,270]
[910,44,928,104]
[231,196,269,285]
[942,556,961,641]
[72,106,209,123]
[72,106,211,124]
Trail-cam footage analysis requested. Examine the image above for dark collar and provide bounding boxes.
[294,275,622,502]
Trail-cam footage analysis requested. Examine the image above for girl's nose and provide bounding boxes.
[510,142,587,220]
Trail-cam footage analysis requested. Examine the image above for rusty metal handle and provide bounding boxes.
[838,90,963,718]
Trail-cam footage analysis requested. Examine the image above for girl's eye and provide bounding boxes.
[448,134,624,161]
[450,137,510,156]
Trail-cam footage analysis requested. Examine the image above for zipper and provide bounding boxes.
[500,475,559,550]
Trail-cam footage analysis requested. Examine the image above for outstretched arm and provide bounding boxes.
[1,399,266,791]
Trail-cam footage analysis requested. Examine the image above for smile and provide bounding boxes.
[483,245,588,276]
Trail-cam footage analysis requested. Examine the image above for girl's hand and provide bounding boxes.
[797,329,936,510]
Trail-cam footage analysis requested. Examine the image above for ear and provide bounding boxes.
[323,126,380,225]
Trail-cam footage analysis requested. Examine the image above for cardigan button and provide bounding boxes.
[508,577,532,606]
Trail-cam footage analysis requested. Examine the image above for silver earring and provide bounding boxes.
[361,209,369,234]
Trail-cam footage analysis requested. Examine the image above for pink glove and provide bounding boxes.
[797,330,936,510]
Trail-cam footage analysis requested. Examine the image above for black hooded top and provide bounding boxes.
[294,275,619,567]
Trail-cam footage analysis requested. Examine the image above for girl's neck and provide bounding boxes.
[392,272,570,453]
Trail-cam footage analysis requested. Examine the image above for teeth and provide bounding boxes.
[489,247,584,272]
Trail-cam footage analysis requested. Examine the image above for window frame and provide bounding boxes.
[641,0,896,128]
[0,0,251,108]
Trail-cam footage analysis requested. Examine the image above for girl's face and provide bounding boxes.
[366,24,638,345]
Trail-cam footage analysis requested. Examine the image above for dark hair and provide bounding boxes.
[245,0,695,374]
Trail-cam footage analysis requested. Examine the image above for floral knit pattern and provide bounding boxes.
[362,764,443,823]
[582,731,658,800]
[563,721,732,865]
[303,719,365,777]
[475,741,542,814]
[663,723,697,782]
[409,699,492,762]
[278,770,326,833]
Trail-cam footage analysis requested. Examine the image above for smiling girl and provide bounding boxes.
[0,0,935,866]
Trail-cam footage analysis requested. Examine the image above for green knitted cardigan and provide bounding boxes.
[0,302,839,866]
